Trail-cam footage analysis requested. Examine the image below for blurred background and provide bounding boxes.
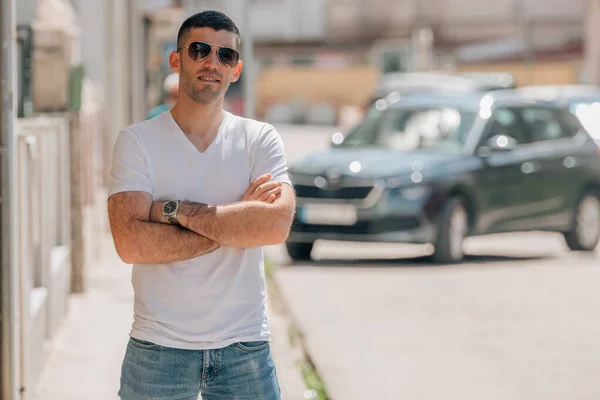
[3,0,600,399]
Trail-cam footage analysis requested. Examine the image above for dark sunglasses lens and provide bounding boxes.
[218,48,239,68]
[188,42,212,61]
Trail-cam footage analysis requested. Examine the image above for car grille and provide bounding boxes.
[292,216,420,234]
[294,184,373,200]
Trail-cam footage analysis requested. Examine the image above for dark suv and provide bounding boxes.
[286,91,600,263]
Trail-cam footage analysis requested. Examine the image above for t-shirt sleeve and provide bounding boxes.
[108,129,153,198]
[251,124,292,187]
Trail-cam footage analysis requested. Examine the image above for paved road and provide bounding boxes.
[267,234,600,400]
[269,124,600,400]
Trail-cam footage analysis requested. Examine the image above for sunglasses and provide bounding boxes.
[178,41,240,69]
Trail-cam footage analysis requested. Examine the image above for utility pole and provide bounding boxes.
[515,0,535,84]
[129,0,146,122]
[1,0,21,398]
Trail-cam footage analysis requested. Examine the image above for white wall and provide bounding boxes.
[328,0,584,43]
[183,0,327,41]
[143,0,174,10]
[17,0,39,25]
[72,0,107,100]
[250,0,326,40]
[328,0,415,38]
[420,0,584,21]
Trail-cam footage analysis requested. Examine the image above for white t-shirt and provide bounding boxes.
[108,110,292,350]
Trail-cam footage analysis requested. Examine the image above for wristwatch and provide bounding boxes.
[162,200,180,224]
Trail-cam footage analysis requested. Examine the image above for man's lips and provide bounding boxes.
[198,76,220,83]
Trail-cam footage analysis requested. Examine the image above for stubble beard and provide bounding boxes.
[183,73,228,105]
[189,85,220,104]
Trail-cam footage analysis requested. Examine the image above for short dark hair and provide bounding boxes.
[177,11,241,50]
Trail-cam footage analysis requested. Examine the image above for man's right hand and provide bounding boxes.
[240,173,282,204]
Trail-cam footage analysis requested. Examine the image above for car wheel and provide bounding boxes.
[564,192,600,251]
[433,198,468,263]
[286,242,314,262]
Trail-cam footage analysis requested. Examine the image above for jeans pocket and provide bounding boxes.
[235,341,270,351]
[129,337,162,350]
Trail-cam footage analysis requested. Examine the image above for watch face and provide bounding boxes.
[164,201,177,214]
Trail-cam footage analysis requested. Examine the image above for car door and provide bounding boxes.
[474,107,539,233]
[515,106,577,229]
[550,106,596,216]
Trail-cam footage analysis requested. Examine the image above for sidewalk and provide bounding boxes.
[33,233,306,400]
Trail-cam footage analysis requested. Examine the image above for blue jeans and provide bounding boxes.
[119,337,281,400]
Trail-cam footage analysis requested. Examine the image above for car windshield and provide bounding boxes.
[339,106,477,151]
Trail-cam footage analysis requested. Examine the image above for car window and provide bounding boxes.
[520,107,566,142]
[482,108,528,144]
[553,108,583,137]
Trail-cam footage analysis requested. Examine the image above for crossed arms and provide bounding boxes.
[108,174,295,264]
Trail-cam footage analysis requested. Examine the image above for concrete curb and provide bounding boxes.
[268,267,328,400]
[266,278,311,400]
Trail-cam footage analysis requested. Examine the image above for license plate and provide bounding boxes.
[302,203,358,226]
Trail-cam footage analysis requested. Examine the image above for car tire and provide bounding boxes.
[563,191,600,251]
[432,197,469,264]
[286,242,314,262]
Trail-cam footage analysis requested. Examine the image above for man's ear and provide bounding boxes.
[231,60,243,83]
[169,50,181,73]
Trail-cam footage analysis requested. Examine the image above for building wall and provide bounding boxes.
[9,2,117,397]
[328,0,584,44]
[16,0,39,25]
[327,0,416,40]
[457,60,581,87]
[71,0,107,100]
[250,0,326,41]
[416,0,584,22]
[182,0,327,41]
[256,65,378,116]
[584,0,600,84]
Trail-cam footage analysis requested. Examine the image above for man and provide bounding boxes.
[107,10,295,400]
[146,72,179,119]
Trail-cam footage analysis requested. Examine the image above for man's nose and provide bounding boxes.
[203,48,220,69]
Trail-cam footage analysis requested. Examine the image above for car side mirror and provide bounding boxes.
[478,134,518,156]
